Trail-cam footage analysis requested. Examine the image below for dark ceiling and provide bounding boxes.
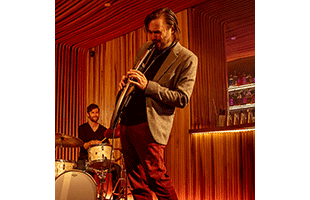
[55,0,205,49]
[193,0,255,61]
[55,0,254,61]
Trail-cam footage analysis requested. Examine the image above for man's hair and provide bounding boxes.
[144,7,180,41]
[87,103,99,113]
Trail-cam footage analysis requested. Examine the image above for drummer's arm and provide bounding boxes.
[83,140,102,149]
[83,142,91,150]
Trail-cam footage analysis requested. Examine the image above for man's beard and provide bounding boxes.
[153,39,171,50]
[152,39,165,50]
[89,116,98,122]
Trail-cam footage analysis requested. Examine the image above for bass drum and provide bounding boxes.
[55,170,97,200]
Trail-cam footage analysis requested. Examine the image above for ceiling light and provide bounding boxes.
[104,2,111,7]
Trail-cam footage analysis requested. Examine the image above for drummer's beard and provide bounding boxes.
[89,116,99,123]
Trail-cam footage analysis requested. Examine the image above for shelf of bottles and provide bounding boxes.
[228,83,255,110]
[227,72,255,126]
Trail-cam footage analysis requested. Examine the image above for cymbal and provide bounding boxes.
[55,133,84,147]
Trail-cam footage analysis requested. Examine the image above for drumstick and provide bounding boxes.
[101,137,107,143]
[88,137,107,147]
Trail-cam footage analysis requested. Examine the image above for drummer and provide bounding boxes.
[77,103,110,168]
[77,103,121,167]
[77,103,121,197]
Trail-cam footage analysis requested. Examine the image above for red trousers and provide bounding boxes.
[120,122,178,200]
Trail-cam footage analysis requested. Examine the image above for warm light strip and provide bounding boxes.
[192,128,255,134]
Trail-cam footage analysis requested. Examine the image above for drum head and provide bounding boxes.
[55,170,97,200]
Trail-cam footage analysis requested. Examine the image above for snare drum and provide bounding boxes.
[55,170,97,200]
[87,143,114,170]
[55,159,77,177]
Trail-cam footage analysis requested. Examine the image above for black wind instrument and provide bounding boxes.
[109,43,156,129]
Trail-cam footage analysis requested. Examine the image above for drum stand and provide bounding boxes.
[94,151,132,200]
[97,169,111,200]
[111,153,132,200]
[112,169,130,200]
[85,166,112,200]
[100,126,132,199]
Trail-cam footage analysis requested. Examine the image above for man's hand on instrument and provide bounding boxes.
[127,69,148,90]
[118,75,127,91]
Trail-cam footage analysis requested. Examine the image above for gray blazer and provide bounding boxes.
[134,41,198,145]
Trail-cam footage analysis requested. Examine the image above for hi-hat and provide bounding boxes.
[55,133,84,147]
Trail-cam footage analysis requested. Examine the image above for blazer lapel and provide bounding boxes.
[152,42,181,82]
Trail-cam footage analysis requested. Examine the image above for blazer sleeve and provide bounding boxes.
[145,49,198,108]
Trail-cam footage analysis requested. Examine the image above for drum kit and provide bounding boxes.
[55,133,131,200]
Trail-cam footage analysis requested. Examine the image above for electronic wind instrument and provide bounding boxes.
[109,43,156,129]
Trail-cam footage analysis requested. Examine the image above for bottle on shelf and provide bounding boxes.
[233,92,238,106]
[242,73,246,85]
[247,109,254,124]
[217,109,226,127]
[237,91,243,105]
[242,90,247,105]
[227,112,233,126]
[233,111,239,125]
[239,110,247,125]
[251,89,255,103]
[245,89,252,104]
[246,74,253,84]
[228,74,234,86]
[233,71,238,86]
[229,92,234,106]
[237,71,242,86]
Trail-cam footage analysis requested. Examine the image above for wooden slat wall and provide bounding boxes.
[189,7,228,130]
[86,30,149,127]
[190,130,255,200]
[55,42,87,161]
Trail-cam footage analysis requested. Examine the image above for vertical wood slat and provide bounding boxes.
[55,43,87,162]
